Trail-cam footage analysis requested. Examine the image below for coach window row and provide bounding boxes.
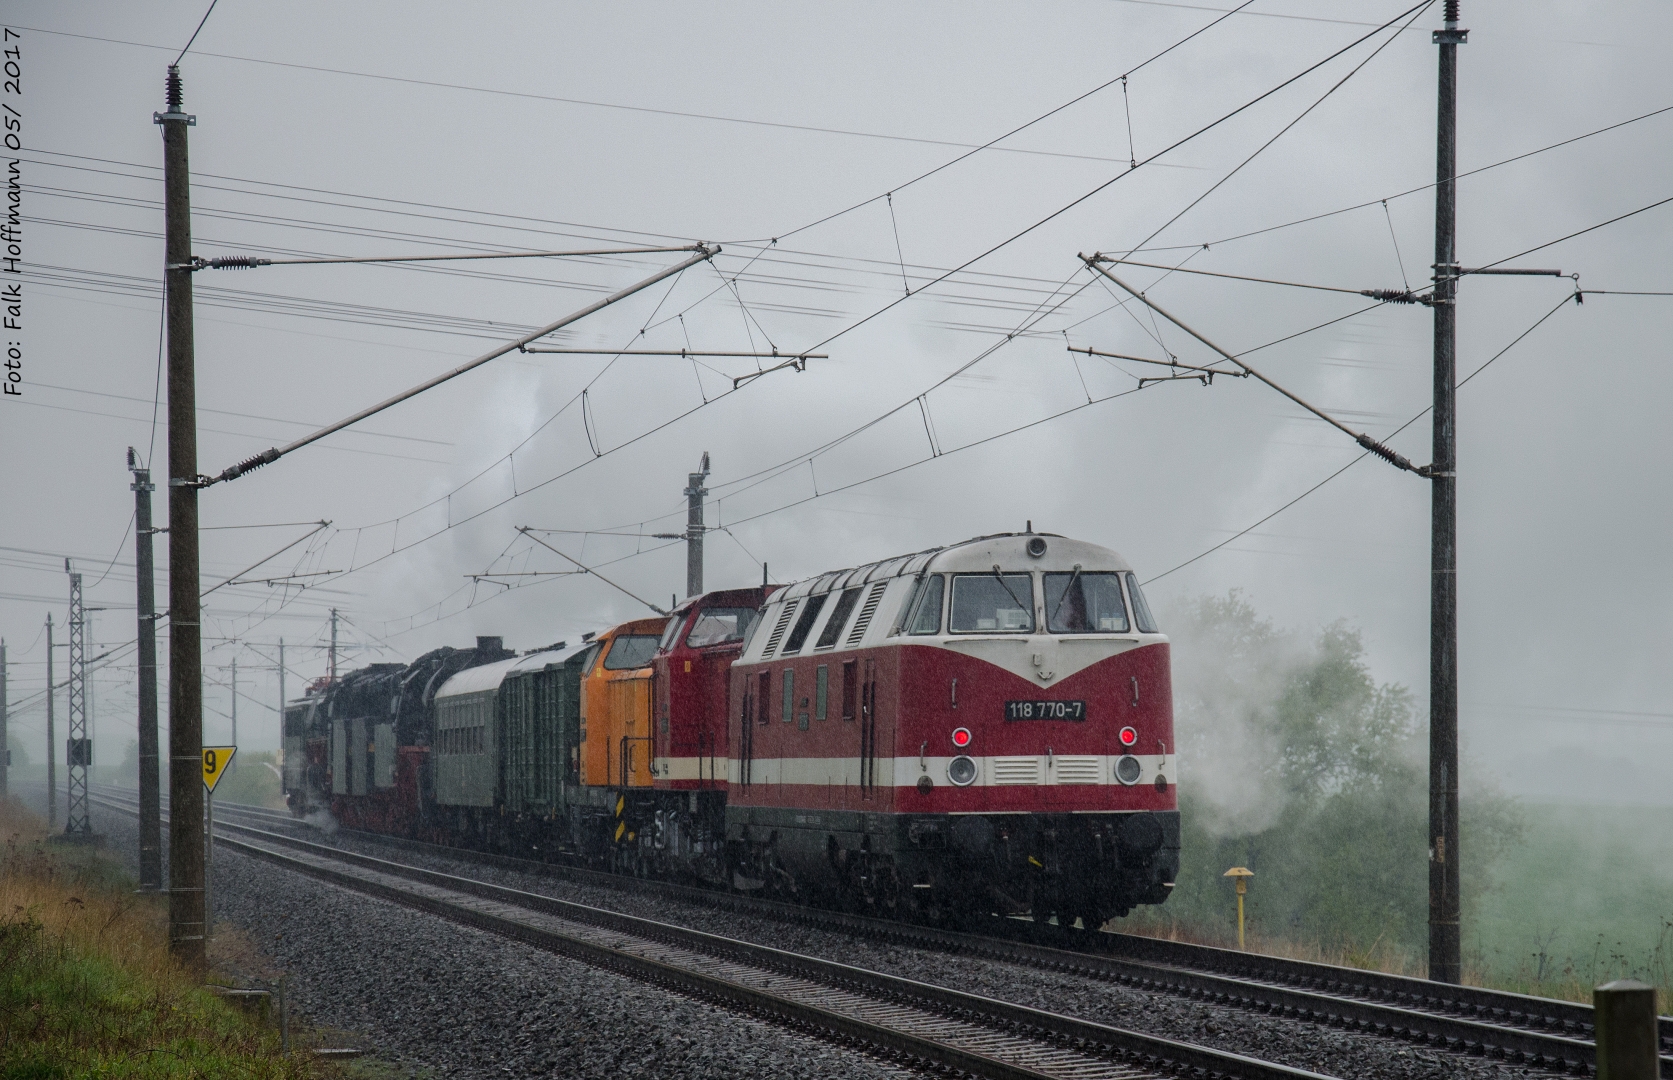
[437,725,485,754]
[891,570,1160,636]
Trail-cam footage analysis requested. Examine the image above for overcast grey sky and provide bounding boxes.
[3,1,1669,803]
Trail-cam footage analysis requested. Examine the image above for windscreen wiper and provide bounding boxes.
[991,566,1034,626]
[1048,564,1083,629]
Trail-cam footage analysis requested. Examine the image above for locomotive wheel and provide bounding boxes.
[855,854,900,912]
[1073,910,1108,933]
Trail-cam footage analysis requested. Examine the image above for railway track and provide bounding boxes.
[91,791,1335,1080]
[100,787,1672,1077]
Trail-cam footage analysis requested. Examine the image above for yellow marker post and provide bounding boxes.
[1223,866,1254,951]
[202,747,236,940]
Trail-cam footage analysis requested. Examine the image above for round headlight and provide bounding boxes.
[947,755,978,786]
[1026,536,1048,558]
[1114,754,1143,786]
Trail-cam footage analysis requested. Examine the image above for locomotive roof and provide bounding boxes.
[433,640,593,700]
[773,532,1132,600]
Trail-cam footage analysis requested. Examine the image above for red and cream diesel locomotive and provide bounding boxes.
[285,531,1178,930]
[710,531,1177,927]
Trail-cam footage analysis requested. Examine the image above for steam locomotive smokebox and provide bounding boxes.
[950,815,994,855]
[1117,813,1163,859]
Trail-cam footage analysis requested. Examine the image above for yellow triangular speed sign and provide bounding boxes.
[202,746,237,792]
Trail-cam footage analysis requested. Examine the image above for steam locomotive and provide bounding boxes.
[283,532,1179,928]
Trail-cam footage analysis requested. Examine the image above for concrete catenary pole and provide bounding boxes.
[130,448,162,889]
[1428,0,1466,985]
[157,63,206,970]
[45,613,54,826]
[684,452,710,598]
[0,638,8,798]
[277,639,285,765]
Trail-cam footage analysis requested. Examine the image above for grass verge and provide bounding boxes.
[0,794,338,1079]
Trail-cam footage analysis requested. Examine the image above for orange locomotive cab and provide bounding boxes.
[578,616,667,789]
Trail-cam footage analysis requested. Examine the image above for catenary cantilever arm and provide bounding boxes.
[176,245,702,271]
[196,245,718,487]
[517,528,668,615]
[1080,254,1427,475]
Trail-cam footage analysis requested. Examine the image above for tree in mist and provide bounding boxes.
[1148,592,1523,964]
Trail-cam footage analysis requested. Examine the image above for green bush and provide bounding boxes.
[1133,592,1523,970]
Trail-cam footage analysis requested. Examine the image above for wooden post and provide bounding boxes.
[1594,979,1659,1080]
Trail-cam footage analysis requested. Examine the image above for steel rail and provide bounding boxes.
[101,789,1673,1074]
[91,792,1332,1080]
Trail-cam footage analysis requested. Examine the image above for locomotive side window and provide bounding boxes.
[757,671,771,725]
[890,575,924,636]
[1125,572,1160,633]
[814,587,864,649]
[685,607,760,648]
[841,659,857,721]
[603,634,661,670]
[1045,571,1129,633]
[950,573,1035,633]
[784,593,828,654]
[905,574,945,635]
[816,665,829,719]
[658,613,687,652]
[781,668,795,722]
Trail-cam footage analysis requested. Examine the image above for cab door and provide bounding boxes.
[859,658,878,799]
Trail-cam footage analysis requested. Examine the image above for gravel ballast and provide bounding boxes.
[75,795,908,1080]
[81,792,1567,1079]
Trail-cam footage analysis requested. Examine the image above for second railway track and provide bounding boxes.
[102,787,1672,1077]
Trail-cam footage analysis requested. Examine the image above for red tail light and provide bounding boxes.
[1119,726,1138,747]
[951,727,972,748]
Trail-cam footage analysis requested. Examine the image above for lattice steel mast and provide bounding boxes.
[64,563,91,835]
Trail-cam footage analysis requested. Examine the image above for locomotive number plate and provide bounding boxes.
[1005,700,1086,721]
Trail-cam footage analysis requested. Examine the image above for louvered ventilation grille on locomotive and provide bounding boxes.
[991,756,1042,785]
[844,582,889,647]
[761,600,799,659]
[1052,756,1102,785]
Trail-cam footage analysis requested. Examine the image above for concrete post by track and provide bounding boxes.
[1593,980,1660,1080]
[157,63,206,972]
[0,639,8,798]
[1427,0,1466,986]
[45,613,53,826]
[130,449,163,890]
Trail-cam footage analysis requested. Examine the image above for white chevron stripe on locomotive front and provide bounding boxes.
[666,753,1177,788]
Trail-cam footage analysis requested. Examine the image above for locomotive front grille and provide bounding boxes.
[1051,756,1101,784]
[990,756,1042,785]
